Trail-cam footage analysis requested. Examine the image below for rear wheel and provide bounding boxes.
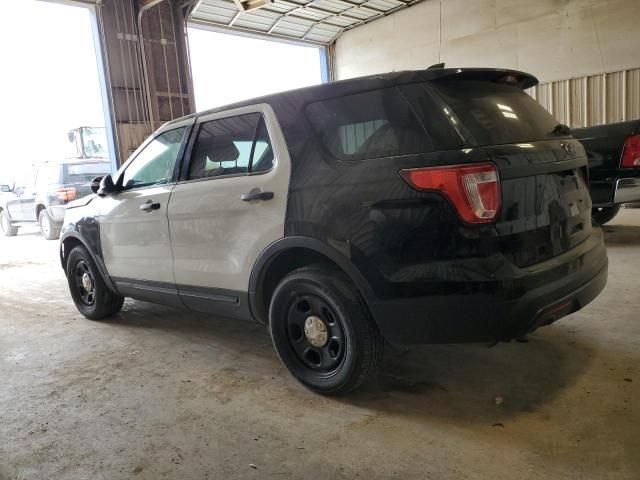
[39,210,60,240]
[592,205,621,225]
[269,266,383,395]
[0,210,18,237]
[66,245,124,320]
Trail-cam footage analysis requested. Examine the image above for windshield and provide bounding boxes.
[82,127,108,157]
[432,80,566,146]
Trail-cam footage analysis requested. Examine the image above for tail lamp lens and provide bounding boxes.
[399,163,501,224]
[56,187,77,202]
[621,134,640,168]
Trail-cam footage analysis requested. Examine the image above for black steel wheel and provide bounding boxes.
[269,265,383,395]
[66,245,124,320]
[285,293,347,375]
[73,260,96,307]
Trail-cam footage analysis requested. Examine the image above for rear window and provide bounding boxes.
[432,80,565,146]
[306,87,433,161]
[64,162,112,184]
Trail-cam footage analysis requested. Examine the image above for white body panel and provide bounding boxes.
[100,186,175,283]
[168,104,291,292]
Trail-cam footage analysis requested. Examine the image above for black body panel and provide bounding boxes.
[483,140,592,267]
[60,211,118,294]
[573,120,640,206]
[261,73,606,343]
[371,228,606,343]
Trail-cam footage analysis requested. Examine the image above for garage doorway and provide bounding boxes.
[187,26,326,110]
[0,0,116,187]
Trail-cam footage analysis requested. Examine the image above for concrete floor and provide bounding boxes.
[1,213,638,480]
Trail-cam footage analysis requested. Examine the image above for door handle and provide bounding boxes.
[140,201,160,212]
[241,191,274,202]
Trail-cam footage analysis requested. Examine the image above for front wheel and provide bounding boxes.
[592,205,621,225]
[66,245,124,320]
[269,266,384,395]
[0,210,18,237]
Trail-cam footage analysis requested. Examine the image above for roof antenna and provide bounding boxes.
[428,63,445,69]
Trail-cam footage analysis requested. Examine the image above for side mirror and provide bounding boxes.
[0,184,11,193]
[97,174,118,197]
[90,176,104,194]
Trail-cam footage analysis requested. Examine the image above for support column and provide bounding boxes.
[96,0,195,165]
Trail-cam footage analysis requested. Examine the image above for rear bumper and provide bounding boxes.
[613,178,640,204]
[48,205,66,223]
[369,228,608,344]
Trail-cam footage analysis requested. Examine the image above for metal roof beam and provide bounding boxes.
[190,0,425,44]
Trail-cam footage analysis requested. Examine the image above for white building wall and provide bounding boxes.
[334,0,640,84]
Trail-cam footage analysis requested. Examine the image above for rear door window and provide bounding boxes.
[188,113,274,180]
[306,87,434,161]
[432,80,565,146]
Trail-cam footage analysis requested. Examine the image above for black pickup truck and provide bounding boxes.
[573,120,640,224]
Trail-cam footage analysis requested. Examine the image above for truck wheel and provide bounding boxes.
[39,210,61,240]
[592,205,621,225]
[66,245,124,320]
[269,265,384,396]
[1,210,18,237]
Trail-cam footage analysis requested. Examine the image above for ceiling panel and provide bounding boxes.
[189,0,422,45]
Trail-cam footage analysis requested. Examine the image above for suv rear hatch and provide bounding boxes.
[63,161,112,199]
[429,78,592,267]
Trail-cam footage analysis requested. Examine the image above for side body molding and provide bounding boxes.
[248,236,377,324]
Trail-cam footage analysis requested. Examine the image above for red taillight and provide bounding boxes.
[56,187,76,202]
[621,134,640,168]
[399,163,501,224]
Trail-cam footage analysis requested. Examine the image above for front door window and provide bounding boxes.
[120,127,186,190]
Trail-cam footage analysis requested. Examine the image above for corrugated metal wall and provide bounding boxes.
[529,67,640,128]
[97,0,195,164]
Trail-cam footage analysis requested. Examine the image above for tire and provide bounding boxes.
[269,265,384,395]
[66,245,124,320]
[592,205,621,225]
[0,210,18,237]
[39,209,61,240]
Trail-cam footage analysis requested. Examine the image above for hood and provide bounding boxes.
[66,194,97,210]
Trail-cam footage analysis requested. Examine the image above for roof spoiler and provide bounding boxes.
[428,68,539,90]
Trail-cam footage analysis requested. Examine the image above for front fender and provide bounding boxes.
[60,227,119,295]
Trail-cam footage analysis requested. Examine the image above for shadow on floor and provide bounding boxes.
[103,300,598,425]
[602,224,640,245]
[344,325,594,423]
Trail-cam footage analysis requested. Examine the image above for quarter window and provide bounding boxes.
[306,87,433,161]
[188,113,274,180]
[121,127,186,190]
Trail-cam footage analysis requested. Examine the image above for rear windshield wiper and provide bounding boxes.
[551,123,571,136]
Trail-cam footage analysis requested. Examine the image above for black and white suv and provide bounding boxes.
[60,68,608,395]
